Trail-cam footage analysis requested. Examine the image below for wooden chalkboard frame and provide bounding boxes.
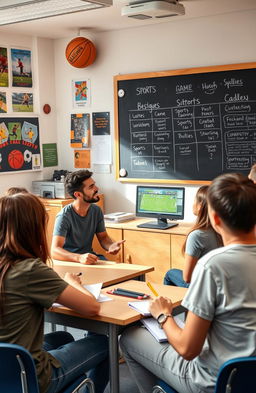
[114,62,256,184]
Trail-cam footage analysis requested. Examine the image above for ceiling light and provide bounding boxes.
[0,0,112,26]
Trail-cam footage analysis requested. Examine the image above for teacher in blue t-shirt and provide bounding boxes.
[51,169,125,264]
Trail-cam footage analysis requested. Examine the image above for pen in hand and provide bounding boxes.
[76,272,83,276]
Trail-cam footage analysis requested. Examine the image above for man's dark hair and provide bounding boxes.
[65,170,93,199]
[207,173,256,233]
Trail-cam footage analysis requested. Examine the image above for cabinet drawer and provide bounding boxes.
[123,229,170,284]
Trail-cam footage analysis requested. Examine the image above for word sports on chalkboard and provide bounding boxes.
[115,63,256,183]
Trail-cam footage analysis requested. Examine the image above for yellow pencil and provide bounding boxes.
[146,281,159,297]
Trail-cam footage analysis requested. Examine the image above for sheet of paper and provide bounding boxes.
[84,283,102,298]
[84,283,112,302]
[92,135,112,164]
[128,300,151,316]
[97,293,112,302]
[52,282,112,307]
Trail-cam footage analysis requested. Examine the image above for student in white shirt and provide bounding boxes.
[120,173,256,393]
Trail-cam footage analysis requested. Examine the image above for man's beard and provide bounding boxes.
[82,192,99,204]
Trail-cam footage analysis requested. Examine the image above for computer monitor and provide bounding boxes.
[136,186,185,230]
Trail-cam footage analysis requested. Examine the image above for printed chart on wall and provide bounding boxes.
[115,63,256,183]
[0,117,40,173]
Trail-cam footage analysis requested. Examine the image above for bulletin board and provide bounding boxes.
[114,62,256,184]
[0,117,41,173]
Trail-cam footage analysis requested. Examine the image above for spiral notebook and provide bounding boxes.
[141,315,185,342]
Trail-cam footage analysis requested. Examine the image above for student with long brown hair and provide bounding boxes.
[0,192,109,393]
[164,185,222,287]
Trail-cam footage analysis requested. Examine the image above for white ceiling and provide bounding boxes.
[0,0,255,39]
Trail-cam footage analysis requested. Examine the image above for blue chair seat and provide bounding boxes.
[152,356,256,393]
[0,342,95,393]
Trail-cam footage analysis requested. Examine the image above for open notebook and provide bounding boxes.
[141,316,185,342]
[128,300,151,316]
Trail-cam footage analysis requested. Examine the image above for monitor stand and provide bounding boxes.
[137,218,178,230]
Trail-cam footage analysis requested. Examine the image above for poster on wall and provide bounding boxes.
[92,112,111,165]
[74,149,91,168]
[70,113,90,148]
[0,117,41,173]
[0,47,8,87]
[72,79,90,108]
[11,48,32,87]
[12,92,33,112]
[42,143,58,167]
[92,112,110,135]
[0,92,7,113]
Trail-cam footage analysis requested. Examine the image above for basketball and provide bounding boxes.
[8,150,24,169]
[43,104,51,114]
[65,37,96,68]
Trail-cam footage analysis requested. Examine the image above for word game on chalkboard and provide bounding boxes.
[114,62,256,183]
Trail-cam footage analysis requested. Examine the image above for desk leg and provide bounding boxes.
[108,324,120,393]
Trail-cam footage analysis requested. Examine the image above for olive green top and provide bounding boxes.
[0,258,68,393]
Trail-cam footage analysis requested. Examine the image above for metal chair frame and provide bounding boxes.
[0,343,95,393]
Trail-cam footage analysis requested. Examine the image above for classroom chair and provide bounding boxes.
[152,356,256,393]
[0,342,95,393]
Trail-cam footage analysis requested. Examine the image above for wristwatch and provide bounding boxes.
[157,313,172,329]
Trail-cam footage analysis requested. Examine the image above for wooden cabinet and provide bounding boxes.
[92,228,123,263]
[123,229,170,283]
[41,194,104,249]
[171,234,186,270]
[101,219,192,283]
[42,198,72,248]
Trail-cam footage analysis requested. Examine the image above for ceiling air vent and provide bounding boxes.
[122,0,185,20]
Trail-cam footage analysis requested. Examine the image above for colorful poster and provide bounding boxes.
[0,47,8,87]
[12,92,33,112]
[70,113,90,148]
[72,79,90,108]
[0,117,40,173]
[74,149,91,168]
[11,48,32,87]
[0,92,7,113]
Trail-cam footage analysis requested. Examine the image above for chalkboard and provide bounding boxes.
[114,63,256,183]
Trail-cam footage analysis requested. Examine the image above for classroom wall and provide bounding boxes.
[54,9,256,221]
[0,33,58,195]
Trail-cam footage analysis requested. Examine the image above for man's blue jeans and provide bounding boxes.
[164,268,190,288]
[44,331,109,393]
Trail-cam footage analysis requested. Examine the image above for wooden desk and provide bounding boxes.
[93,219,193,283]
[52,260,154,286]
[45,280,187,393]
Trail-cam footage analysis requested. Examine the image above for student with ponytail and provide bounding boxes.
[164,185,222,287]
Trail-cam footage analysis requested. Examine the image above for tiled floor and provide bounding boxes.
[104,362,139,393]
